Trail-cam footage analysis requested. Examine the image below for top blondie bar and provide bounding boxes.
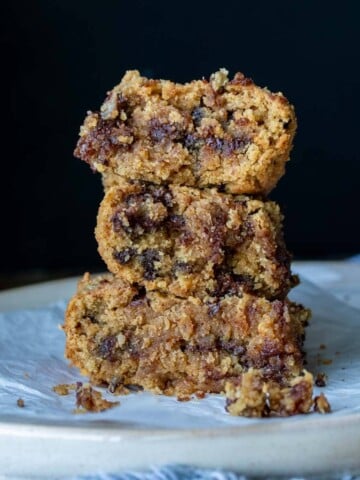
[74,69,296,195]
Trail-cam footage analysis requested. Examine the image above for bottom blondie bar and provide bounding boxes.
[63,273,313,415]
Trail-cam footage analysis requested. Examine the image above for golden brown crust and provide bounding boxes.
[74,69,296,194]
[95,181,296,300]
[63,273,310,399]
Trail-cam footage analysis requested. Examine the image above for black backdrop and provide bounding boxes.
[4,0,360,285]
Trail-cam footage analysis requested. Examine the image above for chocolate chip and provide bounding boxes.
[139,249,160,280]
[149,119,184,142]
[113,248,136,264]
[205,135,250,155]
[173,261,193,274]
[168,214,185,230]
[219,340,246,356]
[183,133,198,150]
[149,185,173,207]
[283,119,291,130]
[74,117,133,166]
[97,336,117,361]
[211,269,254,297]
[207,302,220,317]
[130,286,147,305]
[116,93,129,112]
[87,314,99,324]
[191,107,204,126]
[112,191,168,237]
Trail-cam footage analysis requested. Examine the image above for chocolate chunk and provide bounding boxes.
[219,340,246,356]
[139,249,160,280]
[75,117,133,166]
[212,269,252,297]
[130,286,147,305]
[173,261,193,274]
[168,214,185,230]
[149,119,184,142]
[283,119,292,130]
[148,184,173,207]
[116,93,129,112]
[205,135,250,156]
[87,314,99,324]
[207,302,220,317]
[112,192,168,236]
[183,133,198,150]
[191,107,204,126]
[97,336,117,361]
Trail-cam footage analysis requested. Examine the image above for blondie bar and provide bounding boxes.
[96,181,296,300]
[75,69,296,195]
[64,273,310,403]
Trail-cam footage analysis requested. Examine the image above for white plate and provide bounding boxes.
[0,261,359,478]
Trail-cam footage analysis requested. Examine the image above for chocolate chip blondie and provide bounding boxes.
[66,67,322,417]
[74,69,296,195]
[64,273,311,404]
[96,180,297,299]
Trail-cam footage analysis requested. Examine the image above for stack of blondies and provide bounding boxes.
[64,69,315,416]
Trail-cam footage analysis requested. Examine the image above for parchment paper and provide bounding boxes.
[0,279,359,430]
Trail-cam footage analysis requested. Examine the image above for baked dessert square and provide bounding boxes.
[64,273,311,408]
[96,180,297,300]
[74,69,296,195]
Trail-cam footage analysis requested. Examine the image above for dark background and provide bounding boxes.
[3,0,360,288]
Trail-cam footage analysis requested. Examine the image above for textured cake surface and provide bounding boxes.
[74,69,296,194]
[96,181,296,300]
[64,273,310,400]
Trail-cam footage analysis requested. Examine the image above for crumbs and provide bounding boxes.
[314,393,331,414]
[52,383,77,396]
[53,382,120,413]
[315,372,328,387]
[17,398,25,408]
[75,384,119,413]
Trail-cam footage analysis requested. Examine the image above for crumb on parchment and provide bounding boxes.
[315,372,328,387]
[52,383,77,396]
[53,382,120,413]
[314,393,331,414]
[74,383,120,413]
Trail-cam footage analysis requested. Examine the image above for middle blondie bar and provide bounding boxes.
[96,180,297,300]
